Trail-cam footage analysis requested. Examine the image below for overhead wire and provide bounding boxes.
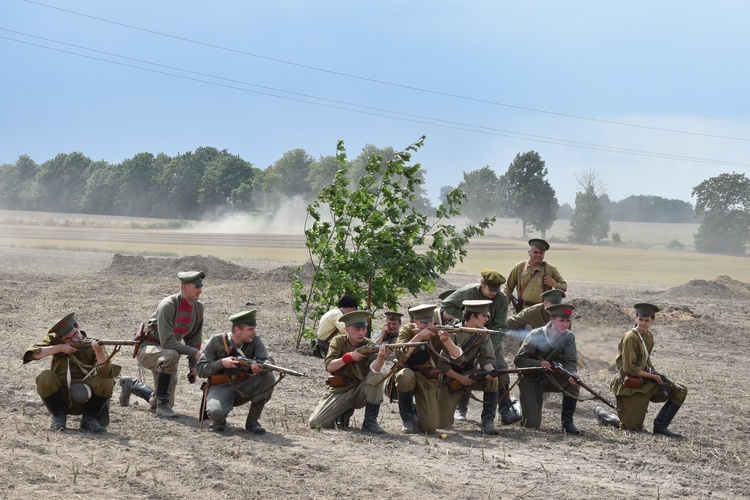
[23,0,750,144]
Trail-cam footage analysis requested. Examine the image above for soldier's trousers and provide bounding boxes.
[205,371,276,425]
[616,381,688,431]
[36,369,115,415]
[137,345,181,406]
[308,371,384,429]
[518,372,579,428]
[394,367,441,433]
[437,374,499,428]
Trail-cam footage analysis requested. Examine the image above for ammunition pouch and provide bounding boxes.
[622,375,645,389]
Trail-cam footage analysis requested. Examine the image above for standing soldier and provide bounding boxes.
[137,270,205,419]
[23,313,118,433]
[504,239,566,312]
[393,304,462,434]
[438,300,501,435]
[308,311,389,434]
[372,311,403,345]
[596,303,688,438]
[196,310,276,434]
[514,304,584,435]
[442,270,519,425]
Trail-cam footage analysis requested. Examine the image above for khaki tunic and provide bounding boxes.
[437,328,498,428]
[507,302,550,331]
[610,328,688,431]
[23,331,119,415]
[315,308,346,342]
[514,324,579,428]
[503,260,566,307]
[308,334,384,429]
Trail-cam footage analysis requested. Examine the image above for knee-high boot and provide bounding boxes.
[561,396,584,435]
[653,401,683,438]
[155,372,179,419]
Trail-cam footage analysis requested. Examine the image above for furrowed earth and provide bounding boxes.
[0,246,748,499]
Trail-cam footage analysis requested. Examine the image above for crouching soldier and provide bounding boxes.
[196,310,275,434]
[309,311,389,434]
[23,313,118,433]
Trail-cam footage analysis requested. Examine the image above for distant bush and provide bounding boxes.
[612,232,621,244]
[666,239,685,250]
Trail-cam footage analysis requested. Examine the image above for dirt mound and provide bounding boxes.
[569,297,631,326]
[661,275,750,301]
[102,254,255,280]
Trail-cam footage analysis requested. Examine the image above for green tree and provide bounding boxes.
[292,137,494,348]
[0,155,40,210]
[199,153,257,212]
[37,152,96,213]
[692,172,750,255]
[569,169,610,243]
[157,147,221,219]
[455,166,502,222]
[607,195,695,223]
[501,151,558,238]
[307,154,345,196]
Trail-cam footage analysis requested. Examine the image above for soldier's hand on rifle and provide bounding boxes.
[349,349,366,362]
[90,339,104,355]
[377,344,388,359]
[456,373,475,387]
[652,374,665,386]
[222,357,240,369]
[541,360,552,370]
[436,329,451,343]
[58,343,78,355]
[568,376,579,387]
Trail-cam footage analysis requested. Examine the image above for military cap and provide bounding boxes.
[529,238,550,251]
[48,312,78,336]
[546,303,575,318]
[409,304,437,322]
[541,289,566,305]
[384,311,403,321]
[634,303,660,317]
[480,269,506,292]
[340,310,372,328]
[178,270,205,286]
[230,309,257,327]
[463,299,492,316]
[438,289,456,300]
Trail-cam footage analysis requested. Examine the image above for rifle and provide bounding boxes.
[548,361,620,412]
[432,325,504,335]
[235,356,307,377]
[447,367,547,392]
[650,369,684,397]
[355,341,428,355]
[71,338,139,350]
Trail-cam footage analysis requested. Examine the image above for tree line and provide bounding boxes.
[0,145,747,255]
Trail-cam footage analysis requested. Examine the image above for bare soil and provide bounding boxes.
[0,246,748,499]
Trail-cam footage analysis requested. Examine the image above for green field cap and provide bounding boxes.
[340,310,372,327]
[384,311,403,321]
[230,309,257,327]
[480,269,505,291]
[409,304,436,322]
[546,303,575,318]
[541,289,566,305]
[178,270,205,286]
[529,238,550,251]
[49,312,78,336]
[634,303,660,317]
[463,299,492,316]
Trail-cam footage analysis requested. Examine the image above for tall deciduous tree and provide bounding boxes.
[0,155,40,210]
[569,169,610,243]
[455,166,503,222]
[292,137,494,348]
[37,152,96,213]
[692,172,750,255]
[501,151,558,238]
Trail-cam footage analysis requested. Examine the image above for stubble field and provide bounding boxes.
[0,212,748,499]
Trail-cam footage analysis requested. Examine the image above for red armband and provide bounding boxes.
[342,352,355,364]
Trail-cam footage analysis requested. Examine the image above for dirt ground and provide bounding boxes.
[0,246,748,500]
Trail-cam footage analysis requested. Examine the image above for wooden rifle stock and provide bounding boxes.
[549,361,620,412]
[355,341,428,355]
[235,356,307,377]
[446,367,547,392]
[71,338,139,349]
[432,325,504,335]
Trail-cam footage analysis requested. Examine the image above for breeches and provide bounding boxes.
[205,371,276,425]
[616,381,688,431]
[308,371,384,429]
[518,372,580,428]
[36,369,115,415]
[395,368,440,433]
[437,374,499,428]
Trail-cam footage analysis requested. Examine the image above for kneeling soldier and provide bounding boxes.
[308,311,388,434]
[196,310,276,434]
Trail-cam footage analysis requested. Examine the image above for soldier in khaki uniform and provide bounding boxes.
[437,300,501,434]
[308,311,389,434]
[442,270,519,425]
[595,303,688,438]
[393,304,462,434]
[514,304,584,435]
[371,311,403,345]
[504,239,566,311]
[196,310,276,434]
[507,289,566,333]
[23,313,118,433]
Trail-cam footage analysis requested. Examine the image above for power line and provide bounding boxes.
[24,0,750,143]
[3,31,749,169]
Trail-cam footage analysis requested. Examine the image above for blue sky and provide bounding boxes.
[2,0,749,207]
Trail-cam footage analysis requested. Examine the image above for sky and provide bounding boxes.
[2,0,749,207]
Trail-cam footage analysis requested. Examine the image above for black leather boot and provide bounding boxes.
[155,372,179,419]
[498,391,521,425]
[361,403,385,435]
[481,391,501,435]
[653,401,683,438]
[80,395,109,433]
[245,402,266,435]
[594,406,621,428]
[398,390,416,434]
[454,393,469,421]
[561,396,584,435]
[41,391,68,431]
[335,408,354,429]
[119,376,154,407]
